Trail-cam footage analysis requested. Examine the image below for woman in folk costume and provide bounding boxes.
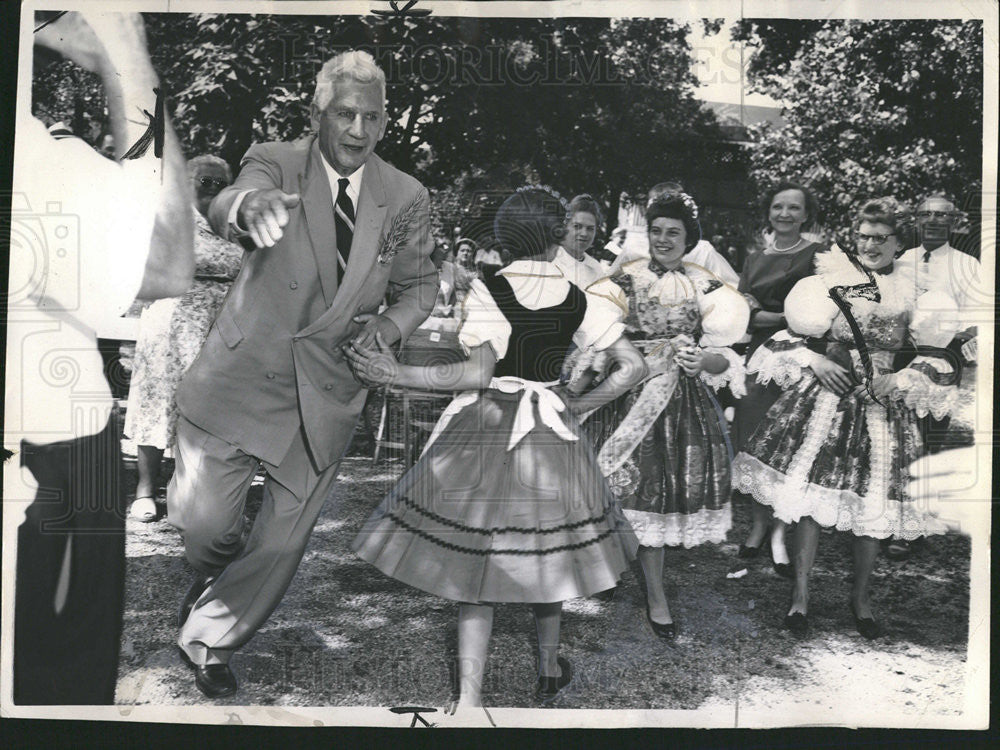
[595,193,750,639]
[347,187,647,712]
[731,198,962,638]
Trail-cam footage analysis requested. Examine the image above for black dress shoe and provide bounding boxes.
[178,574,214,628]
[535,656,572,703]
[783,611,809,636]
[772,561,794,579]
[883,537,924,561]
[645,604,677,641]
[177,646,238,698]
[850,604,883,640]
[738,541,766,559]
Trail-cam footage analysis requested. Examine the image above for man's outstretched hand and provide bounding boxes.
[238,189,301,248]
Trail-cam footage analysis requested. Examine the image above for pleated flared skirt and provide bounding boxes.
[352,388,639,603]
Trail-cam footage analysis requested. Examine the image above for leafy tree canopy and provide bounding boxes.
[733,19,983,237]
[30,13,742,239]
[139,13,726,235]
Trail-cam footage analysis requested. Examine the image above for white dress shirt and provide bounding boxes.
[319,157,363,214]
[474,247,503,267]
[683,240,740,287]
[552,246,609,288]
[896,243,984,326]
[5,118,158,520]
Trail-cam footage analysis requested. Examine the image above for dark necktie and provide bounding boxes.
[923,247,933,262]
[334,177,355,281]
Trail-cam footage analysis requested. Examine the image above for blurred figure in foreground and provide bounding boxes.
[6,10,193,704]
[906,447,983,536]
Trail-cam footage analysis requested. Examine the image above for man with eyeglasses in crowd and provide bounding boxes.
[883,193,982,562]
[898,194,981,330]
[896,193,981,431]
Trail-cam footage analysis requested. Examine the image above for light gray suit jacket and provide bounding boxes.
[178,138,437,470]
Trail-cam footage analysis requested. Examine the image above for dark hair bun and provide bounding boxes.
[494,187,568,259]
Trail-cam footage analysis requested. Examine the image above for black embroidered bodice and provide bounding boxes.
[480,271,587,382]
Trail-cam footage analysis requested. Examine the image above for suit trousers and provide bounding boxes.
[168,413,343,665]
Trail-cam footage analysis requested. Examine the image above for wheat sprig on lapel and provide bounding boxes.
[377,190,427,264]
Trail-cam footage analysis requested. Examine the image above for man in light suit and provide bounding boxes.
[167,51,437,698]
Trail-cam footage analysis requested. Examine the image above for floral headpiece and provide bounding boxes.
[675,191,699,220]
[646,191,700,220]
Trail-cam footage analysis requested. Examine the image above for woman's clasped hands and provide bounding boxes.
[673,334,729,377]
[810,356,896,403]
[855,373,897,403]
[810,356,854,395]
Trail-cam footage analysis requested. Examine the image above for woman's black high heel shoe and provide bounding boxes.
[738,538,768,559]
[645,603,677,641]
[850,603,883,639]
[740,538,792,578]
[636,564,677,641]
[772,560,794,579]
[783,611,809,636]
[535,657,572,703]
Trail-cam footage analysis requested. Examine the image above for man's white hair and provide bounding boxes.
[314,50,387,113]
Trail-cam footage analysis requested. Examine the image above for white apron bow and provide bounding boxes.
[421,377,578,456]
[493,376,578,451]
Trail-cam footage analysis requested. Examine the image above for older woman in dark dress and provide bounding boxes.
[733,181,827,574]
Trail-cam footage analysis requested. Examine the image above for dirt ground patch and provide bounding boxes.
[117,456,971,725]
[116,373,979,725]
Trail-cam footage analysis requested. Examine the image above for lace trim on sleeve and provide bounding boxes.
[891,357,961,419]
[745,331,824,388]
[699,346,747,395]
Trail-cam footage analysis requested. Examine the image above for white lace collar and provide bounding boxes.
[815,249,915,310]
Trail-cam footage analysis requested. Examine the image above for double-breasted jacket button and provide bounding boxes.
[289,281,298,290]
[266,372,276,380]
[324,383,334,391]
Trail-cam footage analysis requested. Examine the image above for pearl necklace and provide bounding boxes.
[769,236,806,254]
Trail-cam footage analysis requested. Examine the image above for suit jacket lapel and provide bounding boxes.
[299,140,340,307]
[295,154,390,337]
[336,154,387,308]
